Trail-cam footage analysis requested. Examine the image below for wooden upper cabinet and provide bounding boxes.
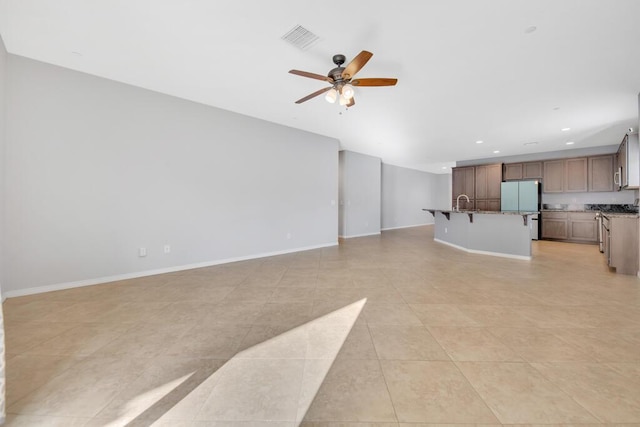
[543,160,565,193]
[503,162,542,181]
[469,154,614,196]
[464,167,475,196]
[452,166,475,200]
[475,164,502,210]
[452,168,464,197]
[522,162,543,179]
[503,163,523,180]
[486,163,502,199]
[475,165,488,199]
[565,157,588,192]
[588,155,614,192]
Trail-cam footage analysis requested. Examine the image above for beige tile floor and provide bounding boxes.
[3,225,640,426]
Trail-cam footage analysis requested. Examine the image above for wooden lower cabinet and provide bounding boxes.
[568,212,598,242]
[541,211,597,243]
[542,212,568,239]
[609,216,639,275]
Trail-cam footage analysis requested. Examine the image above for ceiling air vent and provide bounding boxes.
[281,25,320,50]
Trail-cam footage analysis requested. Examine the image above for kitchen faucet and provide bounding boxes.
[456,194,470,211]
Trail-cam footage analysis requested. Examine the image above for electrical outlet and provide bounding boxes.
[286,232,291,240]
[164,244,171,254]
[445,227,448,233]
[139,247,147,257]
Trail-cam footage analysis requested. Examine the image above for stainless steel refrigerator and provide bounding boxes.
[500,181,540,240]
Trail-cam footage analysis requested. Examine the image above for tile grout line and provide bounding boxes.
[527,360,605,423]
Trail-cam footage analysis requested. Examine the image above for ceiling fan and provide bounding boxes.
[289,50,397,107]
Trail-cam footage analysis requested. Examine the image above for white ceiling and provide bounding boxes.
[2,0,640,173]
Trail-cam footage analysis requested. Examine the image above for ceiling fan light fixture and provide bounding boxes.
[290,50,397,106]
[342,84,355,99]
[325,88,338,103]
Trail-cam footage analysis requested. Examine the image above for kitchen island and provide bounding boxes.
[423,209,538,260]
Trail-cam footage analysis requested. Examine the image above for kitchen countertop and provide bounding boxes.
[541,209,589,212]
[600,212,640,218]
[541,209,639,217]
[423,209,538,215]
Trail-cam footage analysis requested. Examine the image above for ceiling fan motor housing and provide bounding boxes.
[329,54,347,84]
[328,67,346,83]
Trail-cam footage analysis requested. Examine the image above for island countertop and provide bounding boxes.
[423,208,536,260]
[422,209,538,215]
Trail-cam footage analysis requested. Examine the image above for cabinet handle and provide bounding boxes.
[614,170,620,186]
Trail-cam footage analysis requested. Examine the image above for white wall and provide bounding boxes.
[338,153,345,236]
[338,151,381,238]
[0,35,6,296]
[0,33,7,425]
[434,173,452,210]
[3,55,339,295]
[381,164,449,230]
[542,190,636,206]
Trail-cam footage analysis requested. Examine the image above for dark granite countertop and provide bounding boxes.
[423,209,538,215]
[600,212,639,218]
[541,209,590,213]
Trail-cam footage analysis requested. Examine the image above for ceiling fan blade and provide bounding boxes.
[351,78,398,87]
[346,96,355,108]
[342,50,373,79]
[295,86,332,104]
[289,69,334,83]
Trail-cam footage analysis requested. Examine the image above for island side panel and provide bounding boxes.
[467,214,532,258]
[434,212,470,249]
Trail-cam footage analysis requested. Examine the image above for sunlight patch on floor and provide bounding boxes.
[105,298,367,425]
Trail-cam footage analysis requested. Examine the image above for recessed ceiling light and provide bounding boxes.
[475,140,484,144]
[523,141,539,146]
[524,26,537,34]
[566,141,575,145]
[561,127,571,131]
[441,166,447,170]
[493,150,500,154]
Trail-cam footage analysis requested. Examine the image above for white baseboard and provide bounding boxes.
[434,238,532,261]
[3,241,339,299]
[381,222,433,231]
[338,231,381,239]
